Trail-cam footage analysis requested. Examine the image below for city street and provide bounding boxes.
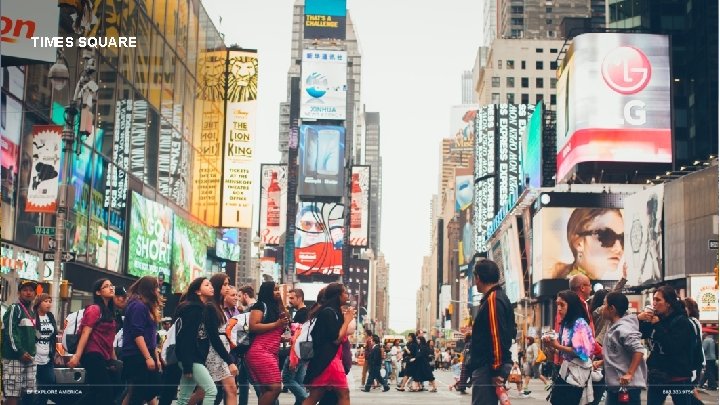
[253,368,720,405]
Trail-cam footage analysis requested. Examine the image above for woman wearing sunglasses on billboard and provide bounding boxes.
[554,208,625,280]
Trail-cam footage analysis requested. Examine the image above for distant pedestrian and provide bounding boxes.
[700,334,718,390]
[522,336,548,393]
[414,336,438,392]
[362,335,390,392]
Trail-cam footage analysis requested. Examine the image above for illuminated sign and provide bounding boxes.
[349,166,370,247]
[298,125,345,198]
[25,125,61,213]
[1,0,58,63]
[259,164,288,246]
[300,50,347,120]
[128,192,174,280]
[304,0,347,40]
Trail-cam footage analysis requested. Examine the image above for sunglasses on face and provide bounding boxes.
[579,228,624,248]
[299,220,326,233]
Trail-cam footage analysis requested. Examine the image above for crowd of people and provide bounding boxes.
[1,276,358,405]
[465,259,718,405]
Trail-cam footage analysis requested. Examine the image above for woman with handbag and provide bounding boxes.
[396,333,419,391]
[543,290,596,405]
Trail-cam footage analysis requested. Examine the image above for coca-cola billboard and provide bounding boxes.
[349,166,370,247]
[258,164,288,246]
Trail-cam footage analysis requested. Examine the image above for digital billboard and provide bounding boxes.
[171,216,214,293]
[344,258,369,316]
[298,125,345,198]
[222,50,258,228]
[489,221,524,304]
[294,202,344,276]
[300,50,347,120]
[522,102,544,189]
[128,192,174,280]
[349,166,370,247]
[532,207,625,284]
[304,0,347,40]
[450,105,478,152]
[556,33,672,182]
[474,105,496,252]
[25,126,62,213]
[456,167,474,269]
[259,164,288,245]
[624,185,664,287]
[215,228,240,262]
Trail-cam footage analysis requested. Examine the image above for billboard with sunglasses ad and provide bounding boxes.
[298,125,345,198]
[532,207,625,284]
[294,202,345,276]
[623,184,664,287]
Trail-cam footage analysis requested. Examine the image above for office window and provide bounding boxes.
[546,7,552,13]
[511,5,523,13]
[498,60,502,69]
[550,94,557,105]
[521,77,529,88]
[536,48,543,53]
[521,93,529,104]
[550,61,558,70]
[492,93,501,104]
[511,18,524,26]
[550,48,558,53]
[546,19,552,25]
[536,78,544,88]
[536,94,544,103]
[492,77,501,87]
[521,61,526,70]
[507,93,515,104]
[507,60,515,69]
[511,29,523,38]
[536,61,544,70]
[550,78,557,89]
[548,31,555,37]
[507,77,515,88]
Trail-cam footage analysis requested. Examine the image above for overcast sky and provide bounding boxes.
[202,0,484,332]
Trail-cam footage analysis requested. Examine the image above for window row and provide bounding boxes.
[490,93,557,105]
[496,60,559,70]
[491,77,558,89]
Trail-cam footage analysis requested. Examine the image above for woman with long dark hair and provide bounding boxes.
[246,281,290,405]
[396,333,418,391]
[122,276,163,404]
[176,277,233,405]
[302,282,355,405]
[209,273,238,405]
[67,278,118,404]
[639,285,697,405]
[415,336,438,392]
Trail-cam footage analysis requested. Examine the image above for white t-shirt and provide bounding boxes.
[35,315,55,365]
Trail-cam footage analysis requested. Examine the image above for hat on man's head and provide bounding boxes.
[18,279,38,292]
[115,286,127,296]
[161,317,172,323]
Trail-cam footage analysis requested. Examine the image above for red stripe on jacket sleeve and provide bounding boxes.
[488,291,502,370]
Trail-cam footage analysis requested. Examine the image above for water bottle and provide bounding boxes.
[618,387,629,403]
[495,385,511,405]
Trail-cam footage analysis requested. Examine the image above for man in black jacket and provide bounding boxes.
[362,335,390,392]
[469,259,516,405]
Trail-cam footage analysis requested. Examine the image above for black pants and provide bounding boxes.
[647,379,694,405]
[237,358,250,405]
[364,367,389,390]
[700,362,718,389]
[34,363,56,405]
[158,364,182,405]
[78,352,114,405]
[122,355,160,405]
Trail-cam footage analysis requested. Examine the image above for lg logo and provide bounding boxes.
[602,46,652,125]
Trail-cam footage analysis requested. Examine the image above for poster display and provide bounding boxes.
[489,221,524,304]
[624,185,664,286]
[171,215,213,293]
[294,202,344,276]
[258,165,288,245]
[303,0,347,41]
[349,166,370,247]
[450,105,478,152]
[25,125,62,213]
[689,275,719,323]
[298,125,345,198]
[300,50,347,120]
[128,192,174,280]
[456,167,474,268]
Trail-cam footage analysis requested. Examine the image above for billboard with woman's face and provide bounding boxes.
[294,202,345,276]
[532,207,625,284]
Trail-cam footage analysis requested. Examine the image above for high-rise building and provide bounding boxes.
[482,0,498,46]
[494,0,598,40]
[606,0,718,167]
[373,252,390,333]
[236,228,254,287]
[364,112,382,254]
[461,71,474,104]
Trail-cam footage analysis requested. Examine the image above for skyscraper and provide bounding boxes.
[461,71,474,104]
[493,0,599,40]
[364,112,382,254]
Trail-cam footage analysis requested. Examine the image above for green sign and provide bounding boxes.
[34,227,56,236]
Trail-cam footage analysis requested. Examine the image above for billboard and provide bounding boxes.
[298,125,345,198]
[489,221,524,304]
[128,192,174,280]
[294,202,344,276]
[522,102,544,189]
[344,258,370,317]
[300,50,347,120]
[556,33,672,182]
[259,164,288,245]
[689,275,719,323]
[532,207,625,284]
[1,0,59,64]
[450,105,478,152]
[171,216,213,293]
[222,50,258,228]
[304,0,347,40]
[25,125,62,213]
[475,105,496,252]
[349,166,370,247]
[624,185,664,286]
[456,167,474,269]
[215,228,240,262]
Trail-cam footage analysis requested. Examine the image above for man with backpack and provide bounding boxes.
[2,280,39,405]
[362,335,390,392]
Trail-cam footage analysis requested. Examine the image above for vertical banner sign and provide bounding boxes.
[456,167,474,270]
[474,106,495,252]
[25,125,62,213]
[192,50,226,226]
[259,164,288,245]
[349,166,370,247]
[300,50,348,120]
[222,50,258,228]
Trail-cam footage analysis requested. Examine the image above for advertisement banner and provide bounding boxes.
[25,125,62,213]
[128,192,174,280]
[349,166,370,247]
[474,106,496,252]
[624,185,664,286]
[259,164,288,246]
[456,167,474,267]
[1,0,59,64]
[95,228,123,273]
[497,104,531,208]
[532,207,625,284]
[215,228,240,262]
[344,258,369,313]
[556,33,672,181]
[522,102,544,189]
[171,215,213,293]
[222,50,258,228]
[689,275,719,323]
[294,202,344,276]
[298,125,345,198]
[300,50,347,120]
[450,105,478,152]
[489,221,524,304]
[304,0,347,40]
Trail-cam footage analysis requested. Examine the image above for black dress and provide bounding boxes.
[413,345,436,382]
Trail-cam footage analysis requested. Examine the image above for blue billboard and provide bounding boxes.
[304,0,347,40]
[298,125,345,198]
[522,102,543,188]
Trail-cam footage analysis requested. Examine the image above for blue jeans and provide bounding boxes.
[384,361,393,381]
[178,363,217,405]
[282,357,308,405]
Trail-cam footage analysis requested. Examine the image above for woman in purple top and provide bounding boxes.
[122,276,163,405]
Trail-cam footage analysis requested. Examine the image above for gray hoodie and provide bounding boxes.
[602,314,648,389]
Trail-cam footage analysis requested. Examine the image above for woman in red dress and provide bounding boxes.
[246,281,289,405]
[303,283,356,405]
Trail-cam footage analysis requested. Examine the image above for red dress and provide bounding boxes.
[307,338,348,389]
[245,325,283,384]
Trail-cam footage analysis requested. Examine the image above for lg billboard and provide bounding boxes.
[556,33,672,182]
